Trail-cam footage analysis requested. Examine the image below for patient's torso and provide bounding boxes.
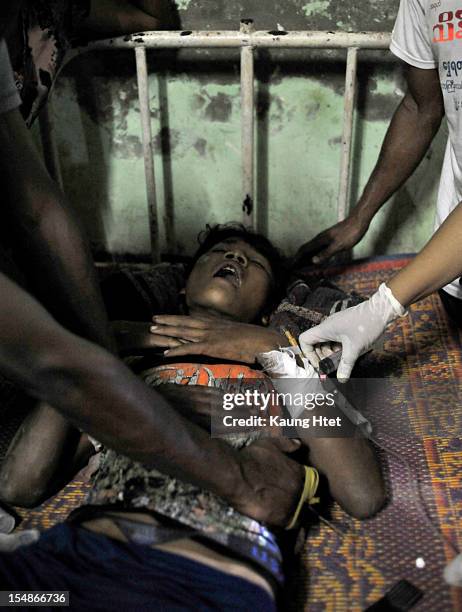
[84,363,285,583]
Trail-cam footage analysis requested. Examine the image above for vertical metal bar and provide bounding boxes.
[157,74,175,255]
[135,46,159,263]
[337,47,358,223]
[38,102,63,188]
[240,19,255,228]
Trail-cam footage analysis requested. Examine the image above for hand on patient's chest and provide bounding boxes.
[150,315,283,363]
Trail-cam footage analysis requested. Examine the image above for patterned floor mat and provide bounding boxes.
[10,255,462,611]
[294,255,462,611]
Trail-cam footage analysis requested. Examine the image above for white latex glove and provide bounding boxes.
[444,553,462,586]
[299,283,406,381]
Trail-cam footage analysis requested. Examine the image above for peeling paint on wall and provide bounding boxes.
[153,127,182,156]
[193,137,208,156]
[174,0,192,11]
[54,0,442,259]
[302,1,331,19]
[204,92,233,122]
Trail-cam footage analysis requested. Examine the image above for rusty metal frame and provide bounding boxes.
[41,26,391,262]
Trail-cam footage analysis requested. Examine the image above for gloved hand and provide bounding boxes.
[299,283,406,381]
[444,553,462,587]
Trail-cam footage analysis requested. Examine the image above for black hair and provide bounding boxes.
[189,223,287,311]
[0,3,23,38]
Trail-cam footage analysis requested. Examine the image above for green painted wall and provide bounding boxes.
[48,0,447,259]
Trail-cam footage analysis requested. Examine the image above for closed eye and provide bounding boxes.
[250,258,266,270]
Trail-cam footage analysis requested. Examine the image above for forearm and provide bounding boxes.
[353,92,442,227]
[388,202,462,307]
[0,273,243,505]
[18,197,115,351]
[1,109,114,352]
[38,355,242,500]
[294,68,444,264]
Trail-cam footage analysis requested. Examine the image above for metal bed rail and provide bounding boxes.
[40,24,391,262]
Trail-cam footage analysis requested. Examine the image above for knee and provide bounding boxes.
[342,479,387,519]
[0,473,44,509]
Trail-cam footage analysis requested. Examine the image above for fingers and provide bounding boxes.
[312,242,339,264]
[149,334,184,349]
[294,233,330,265]
[336,338,359,383]
[299,325,332,349]
[306,348,320,370]
[153,315,208,329]
[311,342,338,369]
[300,325,343,370]
[315,342,336,361]
[150,324,204,342]
[164,342,205,358]
[299,326,333,367]
[337,359,354,383]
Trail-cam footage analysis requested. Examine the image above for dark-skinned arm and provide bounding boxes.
[1,108,115,353]
[296,64,445,264]
[148,315,285,363]
[300,436,385,519]
[0,272,303,525]
[0,386,224,508]
[0,106,119,505]
[143,317,385,517]
[0,386,225,508]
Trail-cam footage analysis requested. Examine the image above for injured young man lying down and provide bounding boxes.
[0,224,385,610]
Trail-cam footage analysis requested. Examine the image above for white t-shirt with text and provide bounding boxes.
[391,0,462,297]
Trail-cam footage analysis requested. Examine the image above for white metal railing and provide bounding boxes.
[40,23,392,262]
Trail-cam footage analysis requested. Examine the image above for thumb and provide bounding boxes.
[299,324,331,354]
[299,326,331,369]
[294,235,329,266]
[312,243,338,264]
[336,338,359,382]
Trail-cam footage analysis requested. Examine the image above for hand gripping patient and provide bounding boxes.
[0,225,385,610]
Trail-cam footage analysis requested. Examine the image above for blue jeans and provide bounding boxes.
[0,523,276,611]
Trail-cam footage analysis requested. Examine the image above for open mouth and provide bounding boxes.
[213,262,242,287]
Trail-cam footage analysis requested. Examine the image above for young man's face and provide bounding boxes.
[185,238,274,323]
